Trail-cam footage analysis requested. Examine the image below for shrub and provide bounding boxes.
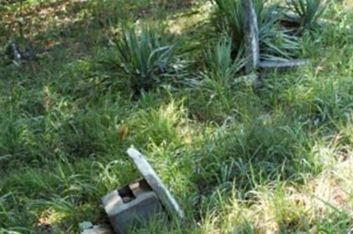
[115,25,182,95]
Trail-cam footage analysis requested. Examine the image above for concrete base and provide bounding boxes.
[102,179,166,234]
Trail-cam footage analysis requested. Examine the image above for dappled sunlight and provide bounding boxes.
[195,135,353,232]
[344,0,353,8]
[311,142,341,168]
[127,100,196,147]
[313,159,353,214]
[209,162,353,233]
[167,1,213,35]
[1,0,89,40]
[36,208,68,233]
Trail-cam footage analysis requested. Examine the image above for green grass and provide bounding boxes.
[1,0,353,233]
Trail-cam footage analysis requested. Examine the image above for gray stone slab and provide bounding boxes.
[242,0,260,73]
[259,59,310,69]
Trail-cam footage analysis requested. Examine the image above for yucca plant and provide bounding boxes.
[259,15,300,61]
[287,0,326,28]
[213,0,299,60]
[115,25,181,95]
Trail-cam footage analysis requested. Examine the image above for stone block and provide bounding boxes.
[102,179,165,234]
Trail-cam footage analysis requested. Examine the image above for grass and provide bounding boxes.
[1,0,353,233]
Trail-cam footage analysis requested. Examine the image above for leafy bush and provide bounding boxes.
[287,0,326,28]
[115,26,182,95]
[213,0,299,60]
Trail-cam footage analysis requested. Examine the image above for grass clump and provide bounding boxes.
[115,25,184,95]
[190,37,245,121]
[205,36,244,82]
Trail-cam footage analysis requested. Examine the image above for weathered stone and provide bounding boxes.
[79,221,94,231]
[81,225,112,234]
[242,0,260,73]
[259,59,310,69]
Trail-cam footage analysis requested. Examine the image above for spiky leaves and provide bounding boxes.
[213,0,300,61]
[287,0,326,28]
[116,26,181,95]
[259,16,300,61]
[194,37,245,120]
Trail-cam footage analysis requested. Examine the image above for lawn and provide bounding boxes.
[1,0,353,233]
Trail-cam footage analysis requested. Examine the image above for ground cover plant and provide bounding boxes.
[1,0,353,233]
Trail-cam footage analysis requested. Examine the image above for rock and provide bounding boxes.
[79,221,94,231]
[81,225,112,234]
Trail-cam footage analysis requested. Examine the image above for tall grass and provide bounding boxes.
[187,37,245,121]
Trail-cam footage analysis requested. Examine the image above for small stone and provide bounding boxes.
[79,221,94,231]
[81,225,112,234]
